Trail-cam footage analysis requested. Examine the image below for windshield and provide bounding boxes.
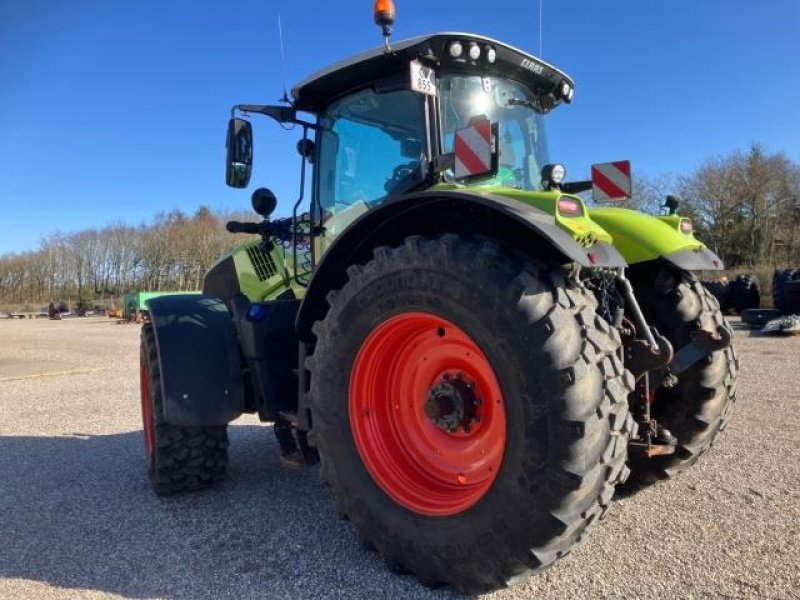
[316,88,425,214]
[440,75,550,191]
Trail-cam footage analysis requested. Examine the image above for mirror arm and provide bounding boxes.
[232,104,319,130]
[561,180,592,195]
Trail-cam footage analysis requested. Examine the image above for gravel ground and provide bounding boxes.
[0,317,798,599]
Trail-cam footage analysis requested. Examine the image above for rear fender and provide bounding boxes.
[146,295,245,426]
[296,190,626,342]
[589,207,723,270]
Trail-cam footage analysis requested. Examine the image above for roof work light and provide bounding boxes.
[541,163,567,190]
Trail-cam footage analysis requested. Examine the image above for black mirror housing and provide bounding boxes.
[226,118,253,188]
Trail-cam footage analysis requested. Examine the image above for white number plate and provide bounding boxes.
[410,60,437,96]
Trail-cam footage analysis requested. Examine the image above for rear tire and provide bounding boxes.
[308,235,634,593]
[140,323,228,494]
[700,279,730,313]
[625,264,738,489]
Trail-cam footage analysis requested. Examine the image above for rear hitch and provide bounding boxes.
[629,326,731,458]
[625,333,673,381]
[614,269,682,457]
[650,324,732,390]
[612,270,732,459]
[628,372,679,457]
[629,436,677,457]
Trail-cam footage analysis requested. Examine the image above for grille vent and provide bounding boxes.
[246,244,278,281]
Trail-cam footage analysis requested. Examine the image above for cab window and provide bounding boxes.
[440,75,550,190]
[317,88,426,214]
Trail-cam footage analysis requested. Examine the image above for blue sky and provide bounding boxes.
[1,0,798,254]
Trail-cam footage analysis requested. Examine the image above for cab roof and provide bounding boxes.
[291,32,575,114]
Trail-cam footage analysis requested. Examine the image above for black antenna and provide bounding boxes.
[278,14,290,104]
[539,0,543,57]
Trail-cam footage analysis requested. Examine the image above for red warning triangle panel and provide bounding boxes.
[591,161,632,201]
[454,117,492,179]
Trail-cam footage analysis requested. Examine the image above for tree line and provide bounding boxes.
[627,144,800,267]
[1,144,799,308]
[0,207,252,309]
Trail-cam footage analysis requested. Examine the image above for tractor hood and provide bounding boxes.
[589,207,724,270]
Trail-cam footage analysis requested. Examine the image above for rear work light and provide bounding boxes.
[558,198,582,217]
[680,219,693,234]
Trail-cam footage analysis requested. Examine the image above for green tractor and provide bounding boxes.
[139,8,738,594]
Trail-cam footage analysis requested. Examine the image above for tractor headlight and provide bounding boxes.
[449,40,463,58]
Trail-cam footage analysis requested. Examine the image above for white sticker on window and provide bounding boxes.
[410,60,437,96]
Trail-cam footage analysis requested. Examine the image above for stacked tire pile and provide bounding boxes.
[773,268,800,314]
[729,274,760,313]
[701,280,732,312]
[740,269,800,327]
[701,274,760,314]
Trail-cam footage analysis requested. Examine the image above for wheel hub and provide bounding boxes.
[425,373,479,432]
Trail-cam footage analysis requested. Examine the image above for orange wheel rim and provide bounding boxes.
[349,312,506,516]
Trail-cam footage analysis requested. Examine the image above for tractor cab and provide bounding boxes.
[225,32,579,259]
[293,32,573,194]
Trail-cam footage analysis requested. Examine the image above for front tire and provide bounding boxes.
[308,235,634,593]
[140,323,228,494]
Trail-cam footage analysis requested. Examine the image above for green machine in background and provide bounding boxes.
[123,291,200,320]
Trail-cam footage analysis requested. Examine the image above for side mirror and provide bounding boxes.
[251,187,277,218]
[225,118,253,188]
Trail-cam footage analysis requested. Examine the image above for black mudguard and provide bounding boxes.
[296,189,626,341]
[146,294,245,427]
[663,247,724,271]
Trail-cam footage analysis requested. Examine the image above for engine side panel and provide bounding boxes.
[204,241,296,307]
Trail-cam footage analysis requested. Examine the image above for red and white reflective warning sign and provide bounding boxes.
[591,160,632,202]
[454,116,494,179]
